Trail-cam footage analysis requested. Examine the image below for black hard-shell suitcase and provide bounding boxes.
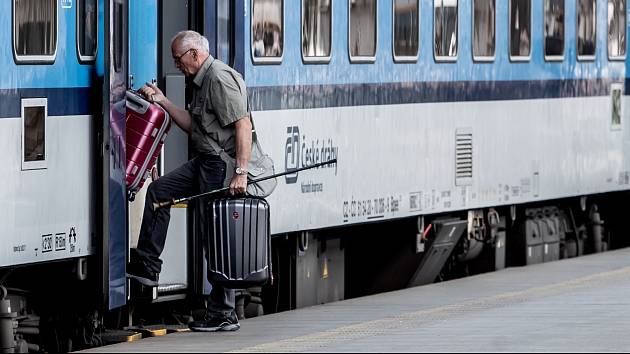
[207,198,271,289]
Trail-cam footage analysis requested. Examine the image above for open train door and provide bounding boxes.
[134,0,244,299]
[187,0,244,296]
[100,0,128,310]
[204,0,243,72]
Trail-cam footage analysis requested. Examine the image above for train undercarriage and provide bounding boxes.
[2,193,628,352]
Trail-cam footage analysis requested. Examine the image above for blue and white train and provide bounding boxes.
[1,0,629,350]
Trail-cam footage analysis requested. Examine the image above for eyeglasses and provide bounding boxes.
[173,48,193,65]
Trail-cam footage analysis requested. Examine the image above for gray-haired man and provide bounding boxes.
[127,30,252,332]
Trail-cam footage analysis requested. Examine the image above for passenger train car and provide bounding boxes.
[0,0,628,350]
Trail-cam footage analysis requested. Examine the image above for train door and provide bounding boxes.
[101,0,128,310]
[153,0,194,298]
[126,0,165,297]
[146,0,240,299]
[205,0,244,73]
[192,0,240,296]
[207,0,234,66]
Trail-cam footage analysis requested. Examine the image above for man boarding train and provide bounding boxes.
[127,30,251,332]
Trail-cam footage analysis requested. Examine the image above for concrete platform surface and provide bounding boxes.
[82,248,630,352]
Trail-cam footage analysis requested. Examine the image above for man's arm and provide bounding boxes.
[229,116,253,195]
[140,83,192,134]
[156,98,193,134]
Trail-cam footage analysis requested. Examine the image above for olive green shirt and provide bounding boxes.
[189,56,249,156]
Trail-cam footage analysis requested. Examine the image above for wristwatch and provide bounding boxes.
[235,166,248,176]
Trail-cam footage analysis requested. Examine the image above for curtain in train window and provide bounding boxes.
[350,0,377,58]
[578,0,596,58]
[510,0,531,58]
[544,0,564,58]
[608,0,627,58]
[252,0,284,58]
[78,0,98,60]
[302,0,332,58]
[434,0,458,58]
[473,0,495,59]
[13,0,57,59]
[394,0,419,58]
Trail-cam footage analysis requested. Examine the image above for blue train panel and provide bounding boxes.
[242,0,626,88]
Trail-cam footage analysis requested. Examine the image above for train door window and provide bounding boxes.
[349,0,377,63]
[113,1,124,72]
[78,0,98,62]
[217,0,231,64]
[544,0,564,60]
[472,0,495,61]
[302,0,332,63]
[252,0,284,64]
[434,0,458,61]
[13,0,58,63]
[21,98,47,171]
[608,0,627,60]
[509,0,531,61]
[393,0,419,62]
[577,0,596,60]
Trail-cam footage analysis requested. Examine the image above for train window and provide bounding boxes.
[393,0,419,62]
[577,0,596,60]
[434,0,458,61]
[509,0,531,61]
[544,0,564,61]
[217,0,231,64]
[302,0,332,63]
[252,0,284,64]
[349,0,377,63]
[13,0,57,63]
[472,0,495,61]
[21,98,47,171]
[113,1,123,72]
[608,0,627,60]
[78,0,98,62]
[611,83,623,129]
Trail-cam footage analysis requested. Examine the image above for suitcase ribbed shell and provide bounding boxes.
[125,91,171,195]
[207,198,270,289]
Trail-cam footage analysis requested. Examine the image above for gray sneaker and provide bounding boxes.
[189,312,240,332]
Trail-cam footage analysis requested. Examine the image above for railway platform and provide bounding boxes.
[83,248,630,352]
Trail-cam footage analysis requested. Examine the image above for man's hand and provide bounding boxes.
[229,174,247,196]
[138,83,167,106]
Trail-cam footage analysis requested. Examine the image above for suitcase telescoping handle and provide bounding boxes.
[126,90,152,114]
[152,158,337,210]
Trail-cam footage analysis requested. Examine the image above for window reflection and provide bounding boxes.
[217,0,231,63]
[578,0,596,57]
[608,0,626,58]
[434,0,458,58]
[24,106,45,162]
[473,0,495,59]
[14,0,57,58]
[510,0,531,58]
[252,0,284,58]
[545,0,564,57]
[79,0,97,59]
[394,0,419,58]
[303,0,332,58]
[350,0,377,58]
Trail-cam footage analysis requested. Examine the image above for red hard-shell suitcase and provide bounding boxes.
[125,91,171,198]
[207,198,271,289]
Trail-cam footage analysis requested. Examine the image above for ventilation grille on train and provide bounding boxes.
[455,129,473,186]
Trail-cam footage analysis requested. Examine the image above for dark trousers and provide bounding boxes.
[135,154,235,315]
